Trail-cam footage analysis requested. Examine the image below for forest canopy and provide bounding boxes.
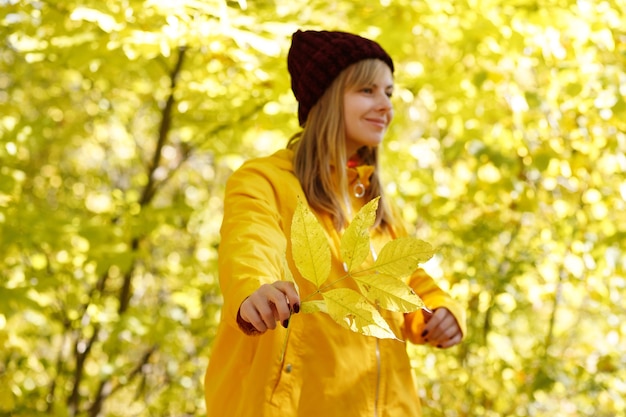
[1,0,625,416]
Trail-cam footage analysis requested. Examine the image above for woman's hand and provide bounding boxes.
[421,308,463,349]
[238,281,300,334]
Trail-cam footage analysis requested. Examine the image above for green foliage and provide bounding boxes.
[1,0,625,416]
[292,198,430,339]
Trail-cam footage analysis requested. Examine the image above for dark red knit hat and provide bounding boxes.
[287,30,394,126]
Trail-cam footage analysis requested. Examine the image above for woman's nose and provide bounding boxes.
[377,93,392,112]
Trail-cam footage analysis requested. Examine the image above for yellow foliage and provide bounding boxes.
[322,288,398,340]
[353,273,425,313]
[291,199,331,288]
[374,237,435,278]
[292,197,431,338]
[340,197,379,272]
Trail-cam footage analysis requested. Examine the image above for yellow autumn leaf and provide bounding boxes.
[300,300,327,314]
[353,273,425,312]
[291,199,331,289]
[373,237,435,278]
[280,251,299,295]
[322,288,399,339]
[341,197,379,272]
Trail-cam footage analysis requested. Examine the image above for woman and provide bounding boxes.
[204,29,466,416]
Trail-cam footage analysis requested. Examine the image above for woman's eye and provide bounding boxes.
[361,87,373,94]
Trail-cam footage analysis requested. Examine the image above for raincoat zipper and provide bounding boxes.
[374,337,381,417]
[372,243,380,417]
[344,202,383,417]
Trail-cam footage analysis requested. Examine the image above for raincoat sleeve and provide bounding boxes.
[403,268,467,344]
[217,161,290,332]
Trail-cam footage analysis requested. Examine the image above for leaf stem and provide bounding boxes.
[301,273,353,302]
[300,261,386,302]
[279,315,292,362]
[300,261,393,302]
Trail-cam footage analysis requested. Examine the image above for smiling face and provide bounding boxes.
[343,61,394,156]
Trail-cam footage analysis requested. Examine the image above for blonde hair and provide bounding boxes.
[287,59,394,231]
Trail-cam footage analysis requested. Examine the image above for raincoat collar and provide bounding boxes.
[347,153,375,190]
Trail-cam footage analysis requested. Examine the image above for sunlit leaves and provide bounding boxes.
[353,273,425,313]
[322,288,397,340]
[374,237,435,278]
[2,0,625,416]
[340,197,379,272]
[299,299,327,314]
[291,199,331,288]
[0,373,16,412]
[292,198,431,339]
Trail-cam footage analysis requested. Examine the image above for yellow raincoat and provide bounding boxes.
[204,149,466,417]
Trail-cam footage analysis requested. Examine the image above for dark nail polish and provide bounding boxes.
[437,344,442,348]
[294,303,300,314]
[421,330,429,337]
[282,319,289,328]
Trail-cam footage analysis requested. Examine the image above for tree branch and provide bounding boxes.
[87,345,157,417]
[65,47,187,414]
[119,45,187,316]
[140,46,187,207]
[46,330,68,414]
[67,324,101,416]
[65,46,186,415]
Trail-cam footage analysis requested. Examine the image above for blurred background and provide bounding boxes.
[1,0,625,416]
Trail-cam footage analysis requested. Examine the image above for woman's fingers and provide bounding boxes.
[422,307,463,348]
[426,310,455,340]
[273,281,301,313]
[239,298,270,332]
[269,281,300,319]
[239,281,300,334]
[437,333,463,349]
